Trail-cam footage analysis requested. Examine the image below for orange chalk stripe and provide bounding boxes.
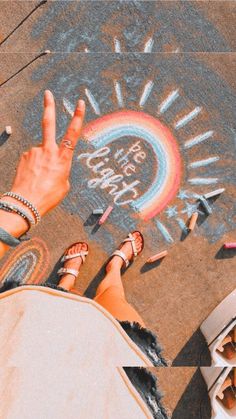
[146,250,168,263]
[98,205,113,225]
[188,212,198,231]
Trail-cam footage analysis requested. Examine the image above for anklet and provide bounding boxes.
[0,201,35,228]
[2,192,41,224]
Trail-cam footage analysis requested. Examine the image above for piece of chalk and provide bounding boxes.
[98,206,113,225]
[93,208,104,215]
[204,188,225,199]
[199,197,212,215]
[146,250,168,263]
[5,126,12,135]
[188,212,199,231]
[224,243,236,249]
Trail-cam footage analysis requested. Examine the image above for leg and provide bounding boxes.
[94,232,145,327]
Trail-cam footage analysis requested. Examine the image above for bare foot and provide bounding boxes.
[58,242,88,290]
[106,231,143,272]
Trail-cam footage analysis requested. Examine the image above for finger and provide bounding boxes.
[60,99,85,154]
[42,90,56,148]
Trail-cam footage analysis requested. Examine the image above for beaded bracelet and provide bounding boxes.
[0,201,35,228]
[2,192,41,224]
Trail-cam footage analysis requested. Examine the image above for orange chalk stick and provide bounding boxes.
[188,212,199,231]
[146,250,168,263]
[98,205,113,225]
[224,243,236,249]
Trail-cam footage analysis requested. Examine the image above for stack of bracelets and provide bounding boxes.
[0,192,41,247]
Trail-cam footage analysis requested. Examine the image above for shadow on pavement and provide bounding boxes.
[172,369,211,419]
[172,328,211,366]
[215,245,236,259]
[0,131,10,146]
[84,263,106,299]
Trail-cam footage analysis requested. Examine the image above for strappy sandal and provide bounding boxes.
[57,242,89,279]
[110,231,144,269]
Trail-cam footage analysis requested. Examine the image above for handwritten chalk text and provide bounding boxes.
[78,141,147,205]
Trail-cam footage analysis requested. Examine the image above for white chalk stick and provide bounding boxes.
[199,197,212,215]
[93,209,104,215]
[5,126,12,135]
[203,188,225,199]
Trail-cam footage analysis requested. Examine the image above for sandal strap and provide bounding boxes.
[57,267,79,278]
[111,250,130,268]
[123,233,138,257]
[61,251,88,264]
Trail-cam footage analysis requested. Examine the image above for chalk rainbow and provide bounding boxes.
[0,238,50,285]
[81,110,181,220]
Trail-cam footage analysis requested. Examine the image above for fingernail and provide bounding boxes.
[78,99,85,110]
[45,89,52,97]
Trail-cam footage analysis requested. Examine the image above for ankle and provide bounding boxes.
[106,257,123,273]
[58,274,75,290]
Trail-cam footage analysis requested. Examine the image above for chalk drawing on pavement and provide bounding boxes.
[78,109,182,220]
[23,53,236,249]
[0,238,50,287]
[63,79,223,231]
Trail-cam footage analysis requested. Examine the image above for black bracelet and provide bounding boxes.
[0,227,21,247]
[0,201,35,228]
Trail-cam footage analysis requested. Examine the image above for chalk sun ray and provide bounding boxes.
[188,177,218,185]
[114,81,124,108]
[184,130,214,149]
[139,80,154,107]
[114,37,121,53]
[175,106,202,130]
[63,98,74,117]
[85,88,101,115]
[188,156,220,169]
[144,37,154,53]
[158,89,179,114]
[156,220,174,243]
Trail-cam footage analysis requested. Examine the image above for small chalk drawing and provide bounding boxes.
[0,238,50,287]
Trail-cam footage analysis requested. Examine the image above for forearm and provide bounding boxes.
[0,208,28,258]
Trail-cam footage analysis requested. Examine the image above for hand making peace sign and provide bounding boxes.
[10,90,85,216]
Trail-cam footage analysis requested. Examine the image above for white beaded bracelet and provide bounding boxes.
[0,201,35,228]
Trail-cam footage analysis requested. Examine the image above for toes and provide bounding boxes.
[76,243,82,252]
[134,231,142,241]
[133,231,143,253]
[137,241,142,251]
[81,243,88,251]
[66,242,87,257]
[67,245,76,255]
